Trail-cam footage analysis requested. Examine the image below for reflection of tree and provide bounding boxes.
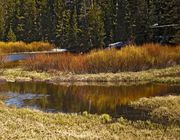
[0,82,179,115]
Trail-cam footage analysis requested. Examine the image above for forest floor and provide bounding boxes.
[0,96,180,140]
[0,65,180,84]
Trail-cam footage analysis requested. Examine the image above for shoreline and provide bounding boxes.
[0,65,179,84]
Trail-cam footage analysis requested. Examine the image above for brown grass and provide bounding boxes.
[25,44,180,73]
[0,41,54,54]
[0,55,7,67]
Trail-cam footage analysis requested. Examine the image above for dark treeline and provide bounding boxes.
[0,0,179,51]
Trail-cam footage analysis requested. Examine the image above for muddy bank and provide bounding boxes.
[0,65,180,84]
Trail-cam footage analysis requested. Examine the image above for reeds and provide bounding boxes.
[0,55,6,67]
[25,44,180,73]
[0,41,54,54]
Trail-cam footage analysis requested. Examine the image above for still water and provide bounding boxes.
[3,50,67,62]
[0,82,179,117]
[1,54,33,62]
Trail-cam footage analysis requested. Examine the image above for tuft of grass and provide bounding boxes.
[25,44,180,73]
[0,41,54,54]
[82,111,89,117]
[100,114,112,123]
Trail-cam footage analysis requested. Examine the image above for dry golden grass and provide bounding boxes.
[25,44,180,73]
[0,41,54,54]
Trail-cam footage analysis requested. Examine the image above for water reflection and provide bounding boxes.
[0,82,179,116]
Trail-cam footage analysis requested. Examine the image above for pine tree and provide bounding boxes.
[87,4,105,49]
[1,0,15,41]
[0,2,5,40]
[116,0,129,42]
[55,0,74,49]
[43,0,57,43]
[7,25,16,42]
[97,0,114,45]
[14,0,26,41]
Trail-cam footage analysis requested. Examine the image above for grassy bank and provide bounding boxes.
[0,41,53,54]
[131,96,180,126]
[0,95,179,140]
[0,65,179,83]
[25,44,180,73]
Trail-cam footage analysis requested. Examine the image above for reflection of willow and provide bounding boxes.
[1,82,179,114]
[33,84,176,113]
[0,83,7,91]
[68,84,170,112]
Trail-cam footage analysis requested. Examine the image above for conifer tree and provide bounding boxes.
[87,4,105,49]
[7,25,16,42]
[0,0,179,49]
[0,3,4,40]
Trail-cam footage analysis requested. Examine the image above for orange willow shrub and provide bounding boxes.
[26,53,75,72]
[25,44,180,73]
[143,43,180,67]
[85,46,152,72]
[0,41,53,54]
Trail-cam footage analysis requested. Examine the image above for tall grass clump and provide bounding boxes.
[0,55,4,62]
[25,44,180,73]
[0,41,54,54]
[0,55,6,67]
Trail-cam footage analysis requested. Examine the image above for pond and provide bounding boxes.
[5,54,33,62]
[0,82,179,118]
[2,49,67,62]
